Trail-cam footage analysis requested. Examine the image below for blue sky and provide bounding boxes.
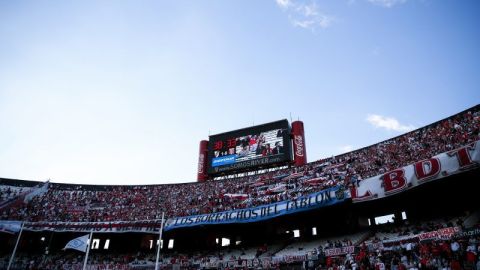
[0,0,478,185]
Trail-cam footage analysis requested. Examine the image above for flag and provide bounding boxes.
[305,177,326,186]
[266,184,286,194]
[64,234,90,252]
[223,193,249,200]
[24,180,49,203]
[0,221,22,234]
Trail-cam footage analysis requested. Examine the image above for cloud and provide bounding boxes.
[367,0,407,8]
[339,145,354,153]
[366,114,415,132]
[276,0,292,9]
[275,0,334,31]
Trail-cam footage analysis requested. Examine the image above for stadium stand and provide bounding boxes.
[0,105,479,270]
[0,186,30,204]
[1,105,479,223]
[1,213,478,269]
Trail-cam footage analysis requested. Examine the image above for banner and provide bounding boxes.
[61,264,131,270]
[324,246,355,257]
[455,227,480,239]
[271,255,307,264]
[418,227,460,241]
[164,185,347,231]
[379,227,461,244]
[381,234,418,244]
[0,220,22,233]
[352,141,480,203]
[23,220,161,233]
[220,258,272,269]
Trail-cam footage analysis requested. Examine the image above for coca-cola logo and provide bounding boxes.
[197,154,205,173]
[294,135,304,157]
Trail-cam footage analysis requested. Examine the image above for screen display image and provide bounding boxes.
[207,120,292,174]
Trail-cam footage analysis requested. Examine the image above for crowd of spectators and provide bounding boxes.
[310,226,480,270]
[0,186,31,205]
[365,215,466,243]
[311,234,480,270]
[0,106,479,223]
[0,252,152,270]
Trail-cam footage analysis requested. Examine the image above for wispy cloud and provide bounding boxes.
[275,0,334,31]
[366,114,415,132]
[276,0,292,9]
[367,0,407,8]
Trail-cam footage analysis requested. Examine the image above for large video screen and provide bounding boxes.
[207,120,292,174]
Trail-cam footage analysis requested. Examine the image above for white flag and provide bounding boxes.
[0,221,22,234]
[64,234,90,252]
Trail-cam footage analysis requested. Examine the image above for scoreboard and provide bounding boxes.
[207,120,292,175]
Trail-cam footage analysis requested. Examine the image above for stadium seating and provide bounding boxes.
[1,213,478,270]
[0,185,31,204]
[1,106,479,223]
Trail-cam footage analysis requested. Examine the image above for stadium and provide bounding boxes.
[1,105,479,270]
